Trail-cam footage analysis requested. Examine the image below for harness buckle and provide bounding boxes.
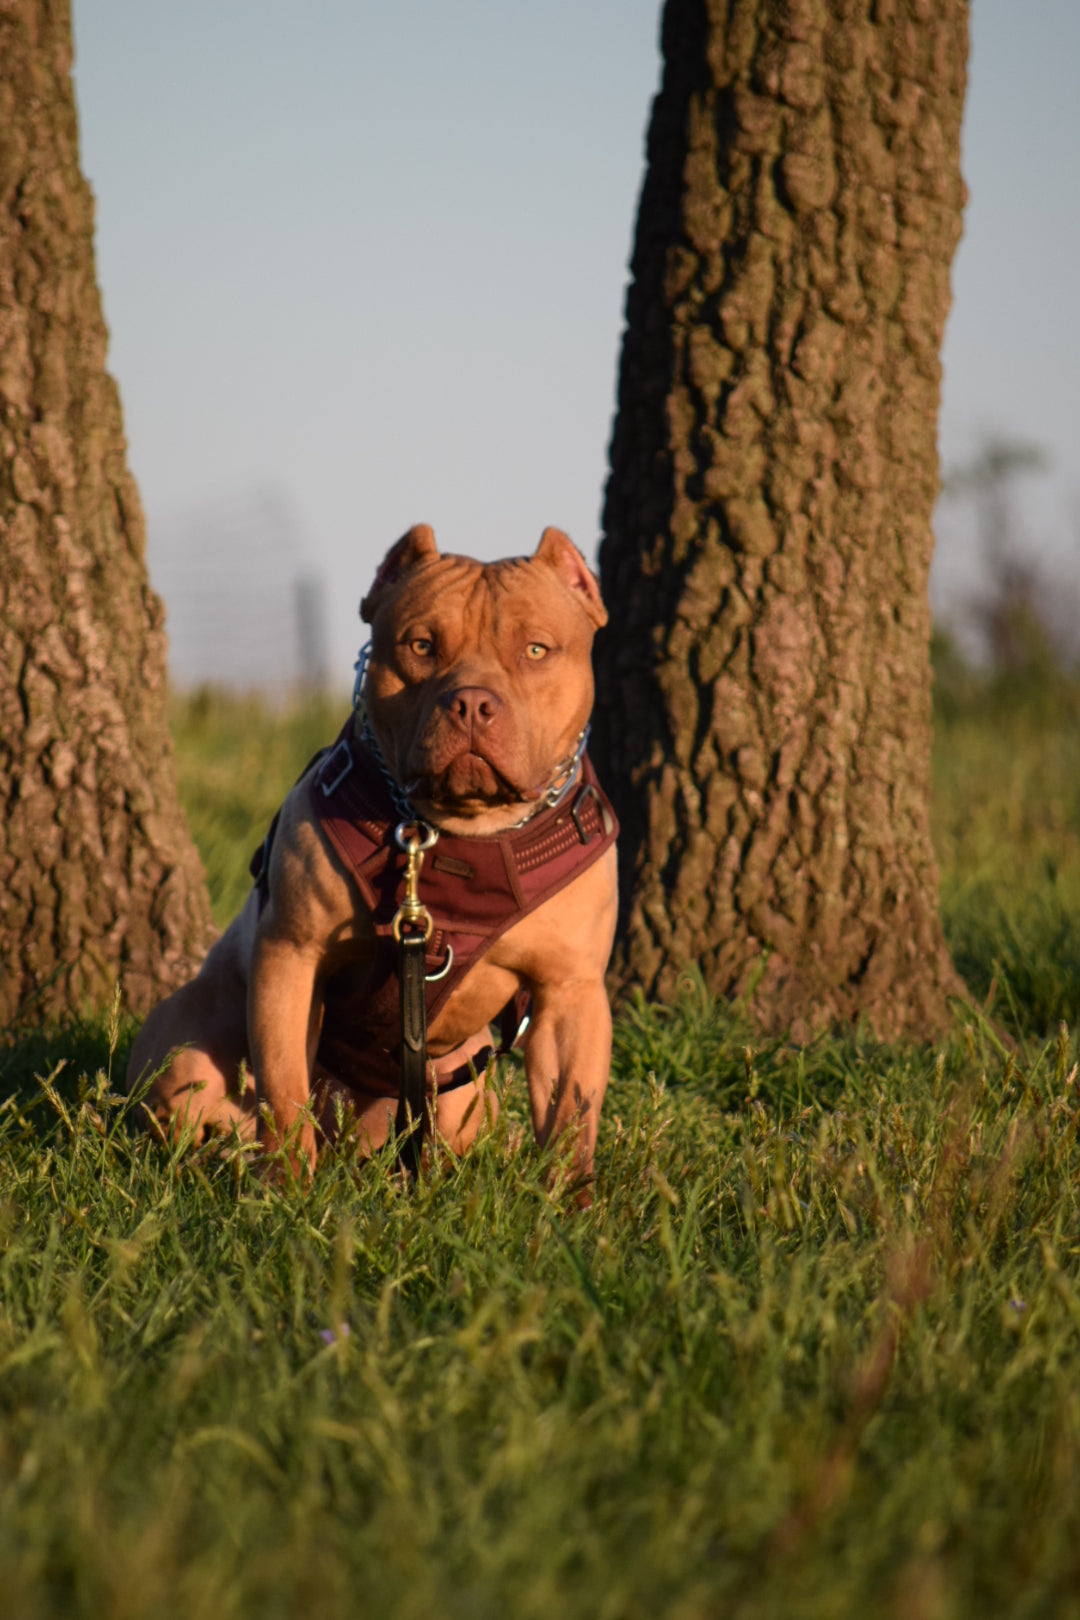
[320,739,353,797]
[571,782,600,844]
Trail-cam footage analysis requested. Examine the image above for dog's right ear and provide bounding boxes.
[534,527,608,629]
[360,524,439,622]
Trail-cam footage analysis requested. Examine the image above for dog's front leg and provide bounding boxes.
[523,977,613,1201]
[248,920,322,1177]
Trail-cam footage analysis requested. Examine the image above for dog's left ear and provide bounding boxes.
[360,523,440,622]
[534,528,608,629]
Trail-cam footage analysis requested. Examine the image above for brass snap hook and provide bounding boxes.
[392,821,438,944]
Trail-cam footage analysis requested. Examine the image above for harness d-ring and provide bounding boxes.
[426,943,454,983]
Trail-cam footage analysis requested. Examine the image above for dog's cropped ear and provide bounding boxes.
[534,527,608,629]
[360,524,440,622]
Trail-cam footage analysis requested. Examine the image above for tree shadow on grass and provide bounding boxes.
[0,1015,135,1111]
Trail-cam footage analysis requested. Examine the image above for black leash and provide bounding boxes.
[358,651,433,1174]
[391,821,438,1175]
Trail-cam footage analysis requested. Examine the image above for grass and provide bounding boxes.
[933,651,1080,1035]
[2,660,1080,1618]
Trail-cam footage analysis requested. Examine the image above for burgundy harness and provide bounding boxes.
[252,716,618,1101]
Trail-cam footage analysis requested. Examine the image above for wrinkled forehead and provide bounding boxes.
[376,554,576,632]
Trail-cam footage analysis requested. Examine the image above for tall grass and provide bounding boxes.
[0,664,1078,1618]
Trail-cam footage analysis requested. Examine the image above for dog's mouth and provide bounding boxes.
[406,749,534,811]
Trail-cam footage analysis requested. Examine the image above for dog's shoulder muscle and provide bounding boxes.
[260,780,375,954]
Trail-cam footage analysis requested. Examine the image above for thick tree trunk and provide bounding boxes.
[0,0,214,1027]
[594,0,969,1039]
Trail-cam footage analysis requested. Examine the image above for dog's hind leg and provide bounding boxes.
[127,934,255,1143]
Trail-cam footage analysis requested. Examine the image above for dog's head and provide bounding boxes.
[359,524,607,834]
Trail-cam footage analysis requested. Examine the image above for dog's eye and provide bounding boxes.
[409,638,434,657]
[525,643,549,661]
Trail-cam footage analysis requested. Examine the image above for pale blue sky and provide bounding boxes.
[70,2,1080,682]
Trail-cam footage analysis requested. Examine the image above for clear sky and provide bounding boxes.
[69,1,1080,685]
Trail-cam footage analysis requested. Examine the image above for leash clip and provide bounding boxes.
[391,821,438,943]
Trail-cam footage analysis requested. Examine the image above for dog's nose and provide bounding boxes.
[441,687,502,730]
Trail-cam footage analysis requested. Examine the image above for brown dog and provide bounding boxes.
[127,524,618,1187]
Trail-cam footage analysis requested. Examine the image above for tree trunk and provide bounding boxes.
[0,0,215,1028]
[594,0,969,1040]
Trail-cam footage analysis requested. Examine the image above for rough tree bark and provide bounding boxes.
[0,0,214,1027]
[593,0,969,1039]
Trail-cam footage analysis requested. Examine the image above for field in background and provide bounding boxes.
[2,655,1080,1617]
[173,652,1080,1040]
[931,639,1080,1036]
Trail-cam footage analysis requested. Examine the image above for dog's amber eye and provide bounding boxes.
[410,638,434,657]
[525,643,548,661]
